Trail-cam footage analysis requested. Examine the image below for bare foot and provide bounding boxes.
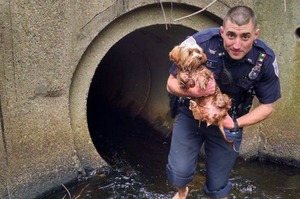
[172,186,189,199]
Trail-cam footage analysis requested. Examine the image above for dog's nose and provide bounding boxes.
[196,54,202,60]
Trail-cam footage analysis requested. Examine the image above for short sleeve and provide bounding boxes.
[254,55,281,104]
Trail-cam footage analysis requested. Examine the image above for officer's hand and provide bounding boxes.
[189,76,216,97]
[222,114,235,129]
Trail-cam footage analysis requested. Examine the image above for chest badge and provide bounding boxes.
[248,53,266,80]
[248,65,261,80]
[208,48,216,55]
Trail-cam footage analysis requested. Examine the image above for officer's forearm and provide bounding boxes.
[166,74,215,98]
[166,75,191,97]
[237,103,275,128]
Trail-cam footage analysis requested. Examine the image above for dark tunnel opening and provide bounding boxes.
[87,24,196,177]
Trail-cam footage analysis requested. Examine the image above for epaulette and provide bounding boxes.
[253,39,275,57]
[192,28,220,44]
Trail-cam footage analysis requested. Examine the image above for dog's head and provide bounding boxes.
[169,41,207,70]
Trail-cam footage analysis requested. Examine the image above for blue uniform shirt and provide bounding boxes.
[170,28,281,108]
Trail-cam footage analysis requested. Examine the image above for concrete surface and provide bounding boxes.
[0,0,299,198]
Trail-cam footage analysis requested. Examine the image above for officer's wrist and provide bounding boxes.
[230,119,239,132]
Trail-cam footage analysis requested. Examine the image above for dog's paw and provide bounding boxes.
[189,100,203,121]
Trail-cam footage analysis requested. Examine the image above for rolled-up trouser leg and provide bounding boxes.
[203,127,243,198]
[166,108,205,187]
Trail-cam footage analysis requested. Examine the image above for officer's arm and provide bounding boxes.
[166,74,216,98]
[237,103,274,128]
[223,103,275,129]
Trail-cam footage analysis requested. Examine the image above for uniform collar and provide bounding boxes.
[243,44,258,66]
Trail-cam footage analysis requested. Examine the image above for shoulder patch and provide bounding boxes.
[273,57,279,77]
[180,36,197,46]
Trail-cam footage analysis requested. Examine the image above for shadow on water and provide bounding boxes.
[45,103,300,199]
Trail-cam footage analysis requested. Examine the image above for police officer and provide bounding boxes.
[166,6,281,199]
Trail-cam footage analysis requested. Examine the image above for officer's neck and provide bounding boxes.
[223,51,246,65]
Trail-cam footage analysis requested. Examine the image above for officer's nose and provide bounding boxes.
[233,38,241,49]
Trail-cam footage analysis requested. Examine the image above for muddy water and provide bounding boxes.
[45,112,300,199]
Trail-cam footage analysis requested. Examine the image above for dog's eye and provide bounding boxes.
[188,50,193,55]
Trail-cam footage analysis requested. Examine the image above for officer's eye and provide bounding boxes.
[226,32,236,39]
[241,33,251,41]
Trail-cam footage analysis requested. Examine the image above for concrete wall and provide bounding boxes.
[240,0,300,164]
[0,0,299,198]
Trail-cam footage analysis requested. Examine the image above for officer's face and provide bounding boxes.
[220,20,259,60]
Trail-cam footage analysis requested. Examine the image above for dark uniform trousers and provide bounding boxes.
[166,106,243,198]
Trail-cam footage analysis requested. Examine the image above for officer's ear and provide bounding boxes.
[254,28,260,39]
[220,26,224,37]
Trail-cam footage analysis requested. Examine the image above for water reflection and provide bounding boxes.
[45,114,300,199]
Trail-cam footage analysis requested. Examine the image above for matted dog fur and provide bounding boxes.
[169,37,233,145]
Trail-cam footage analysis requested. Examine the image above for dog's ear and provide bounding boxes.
[201,51,207,63]
[169,45,181,63]
[189,100,197,109]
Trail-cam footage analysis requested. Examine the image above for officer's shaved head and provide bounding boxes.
[223,6,257,29]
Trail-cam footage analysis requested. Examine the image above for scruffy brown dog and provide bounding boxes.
[169,37,233,145]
